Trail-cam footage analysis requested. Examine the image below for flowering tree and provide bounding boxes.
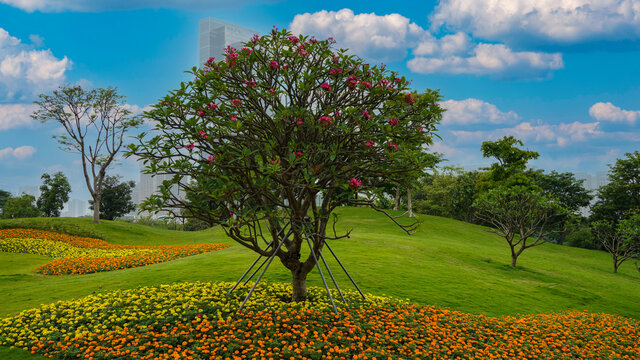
[128,29,443,301]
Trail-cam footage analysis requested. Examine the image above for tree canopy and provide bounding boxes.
[37,172,71,217]
[89,175,136,220]
[591,151,640,223]
[128,29,443,301]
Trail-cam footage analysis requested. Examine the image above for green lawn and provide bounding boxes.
[1,207,639,358]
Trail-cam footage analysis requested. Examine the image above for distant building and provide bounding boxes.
[135,164,186,219]
[199,18,258,66]
[17,186,39,198]
[62,198,88,218]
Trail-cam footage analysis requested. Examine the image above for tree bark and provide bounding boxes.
[393,185,400,211]
[291,268,308,302]
[407,187,413,218]
[92,192,101,224]
[511,254,518,267]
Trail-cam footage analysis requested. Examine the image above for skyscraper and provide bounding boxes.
[199,18,257,66]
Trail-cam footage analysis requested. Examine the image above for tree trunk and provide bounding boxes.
[511,254,518,267]
[613,260,619,273]
[291,268,308,302]
[393,186,400,211]
[407,187,413,218]
[92,192,101,224]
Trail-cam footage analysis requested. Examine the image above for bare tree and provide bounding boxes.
[592,213,640,273]
[33,86,140,223]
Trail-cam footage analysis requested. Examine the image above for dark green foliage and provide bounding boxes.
[591,211,640,273]
[591,151,640,223]
[0,194,41,219]
[36,172,71,217]
[89,175,136,220]
[565,226,597,249]
[0,189,10,209]
[414,167,481,222]
[530,170,592,215]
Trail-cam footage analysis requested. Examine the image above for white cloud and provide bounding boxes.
[29,34,44,47]
[452,121,601,146]
[589,102,640,124]
[0,0,270,12]
[408,43,563,79]
[290,9,426,62]
[441,98,519,125]
[0,27,71,101]
[0,145,36,160]
[431,0,640,44]
[0,103,37,130]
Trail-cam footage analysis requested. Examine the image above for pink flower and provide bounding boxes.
[346,75,358,89]
[360,81,372,88]
[230,211,234,217]
[296,45,308,56]
[334,110,341,117]
[269,60,279,70]
[386,141,398,151]
[328,37,336,44]
[270,157,281,165]
[199,131,208,138]
[365,140,375,148]
[230,116,237,122]
[362,110,371,119]
[226,52,238,64]
[294,151,303,158]
[309,36,318,43]
[185,143,195,151]
[251,34,260,43]
[388,118,398,126]
[331,53,339,63]
[321,82,331,91]
[241,47,253,55]
[419,126,425,133]
[269,88,275,94]
[207,154,216,162]
[394,77,403,84]
[287,35,300,44]
[318,116,333,126]
[379,79,390,87]
[245,80,256,87]
[205,57,215,66]
[329,68,342,76]
[282,63,290,69]
[207,103,217,110]
[297,118,304,125]
[232,99,242,107]
[405,93,415,104]
[198,110,205,117]
[349,178,362,189]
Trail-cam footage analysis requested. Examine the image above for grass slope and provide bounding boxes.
[1,208,640,358]
[1,208,639,319]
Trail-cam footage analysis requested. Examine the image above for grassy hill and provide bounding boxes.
[1,207,639,359]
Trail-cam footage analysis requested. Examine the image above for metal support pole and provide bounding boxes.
[306,237,339,316]
[237,236,287,313]
[318,250,347,305]
[228,221,290,294]
[324,240,366,300]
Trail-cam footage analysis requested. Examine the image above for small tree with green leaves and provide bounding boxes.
[32,86,141,223]
[592,212,640,273]
[128,29,443,302]
[88,175,136,220]
[0,189,11,209]
[0,194,41,219]
[478,136,539,190]
[474,186,567,267]
[37,172,71,217]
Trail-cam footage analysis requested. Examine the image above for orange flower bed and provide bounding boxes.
[0,229,230,275]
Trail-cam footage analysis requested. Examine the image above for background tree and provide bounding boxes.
[0,194,41,219]
[88,175,136,220]
[591,151,640,223]
[592,211,640,273]
[32,86,141,223]
[0,189,10,210]
[37,172,71,217]
[478,136,539,190]
[128,29,443,302]
[414,167,481,222]
[473,186,567,267]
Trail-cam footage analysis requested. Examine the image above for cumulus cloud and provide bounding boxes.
[452,121,601,146]
[0,145,36,160]
[408,43,563,79]
[290,9,426,62]
[0,103,37,130]
[0,28,71,101]
[441,98,520,125]
[1,0,271,12]
[589,102,640,124]
[430,0,640,45]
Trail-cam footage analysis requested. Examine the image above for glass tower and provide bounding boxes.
[199,18,258,66]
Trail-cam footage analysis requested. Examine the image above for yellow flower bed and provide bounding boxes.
[0,238,156,259]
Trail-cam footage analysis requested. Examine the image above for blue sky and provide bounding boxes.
[0,0,639,206]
